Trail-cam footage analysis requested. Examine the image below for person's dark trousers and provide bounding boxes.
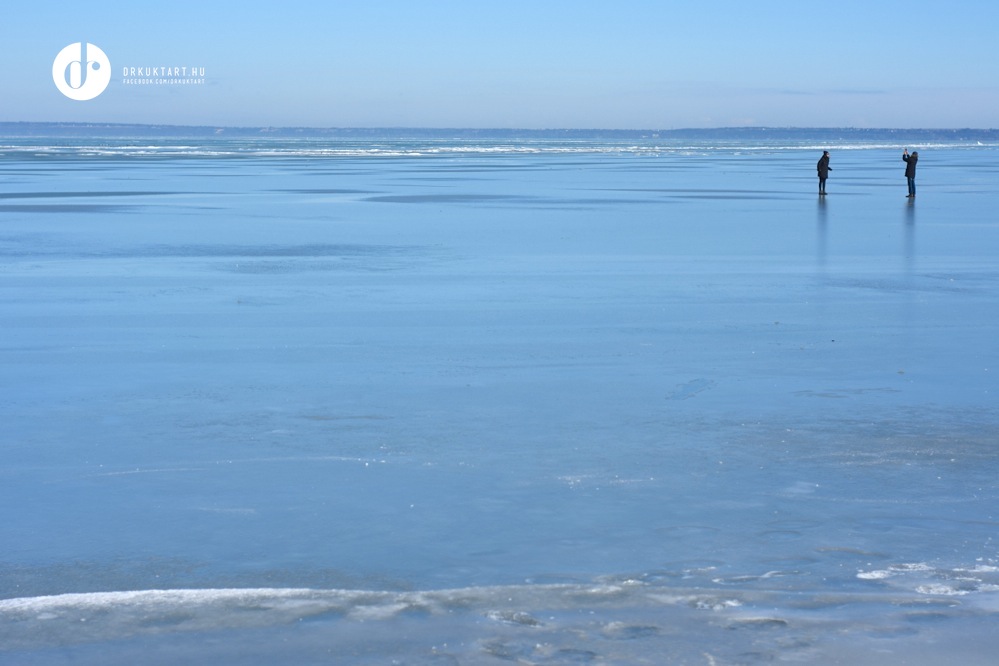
[907,177,916,197]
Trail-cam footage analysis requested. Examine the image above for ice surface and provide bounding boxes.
[1,135,998,663]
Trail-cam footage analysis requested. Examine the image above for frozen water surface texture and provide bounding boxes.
[1,129,998,663]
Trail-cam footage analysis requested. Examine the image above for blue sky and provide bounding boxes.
[5,1,998,128]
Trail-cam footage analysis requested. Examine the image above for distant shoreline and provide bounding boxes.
[1,122,997,142]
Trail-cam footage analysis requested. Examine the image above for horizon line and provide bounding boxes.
[2,121,998,133]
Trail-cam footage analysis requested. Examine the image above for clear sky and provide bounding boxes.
[5,0,998,129]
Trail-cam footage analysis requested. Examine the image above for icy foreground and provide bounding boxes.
[1,134,998,663]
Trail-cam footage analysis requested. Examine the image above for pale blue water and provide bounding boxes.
[1,129,998,663]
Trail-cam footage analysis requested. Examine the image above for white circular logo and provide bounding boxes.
[53,42,111,100]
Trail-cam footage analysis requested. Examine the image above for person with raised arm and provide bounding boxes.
[903,149,918,198]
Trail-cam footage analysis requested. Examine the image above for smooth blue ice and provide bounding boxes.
[1,130,998,664]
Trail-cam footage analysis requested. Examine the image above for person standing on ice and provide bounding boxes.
[816,151,831,195]
[903,149,918,198]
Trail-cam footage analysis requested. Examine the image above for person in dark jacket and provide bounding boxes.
[816,151,831,194]
[903,149,918,197]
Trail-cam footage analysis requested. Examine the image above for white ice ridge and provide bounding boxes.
[0,587,316,613]
[3,577,996,652]
[0,581,640,616]
[0,582,666,646]
[1,141,989,159]
[0,579,757,633]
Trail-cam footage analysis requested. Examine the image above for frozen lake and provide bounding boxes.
[1,133,998,663]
